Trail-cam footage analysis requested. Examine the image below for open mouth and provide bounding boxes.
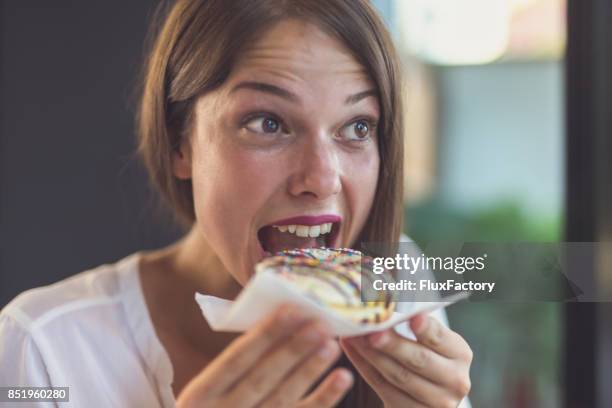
[257,216,341,255]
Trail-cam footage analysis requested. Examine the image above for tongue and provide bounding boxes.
[259,226,324,254]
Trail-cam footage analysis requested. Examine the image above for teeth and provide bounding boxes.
[308,225,320,237]
[296,225,309,237]
[272,222,334,239]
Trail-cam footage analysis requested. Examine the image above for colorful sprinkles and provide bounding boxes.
[256,247,395,324]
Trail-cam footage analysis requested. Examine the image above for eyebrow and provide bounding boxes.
[230,81,377,105]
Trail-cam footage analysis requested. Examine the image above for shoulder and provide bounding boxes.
[0,253,140,335]
[0,253,168,406]
[399,233,412,242]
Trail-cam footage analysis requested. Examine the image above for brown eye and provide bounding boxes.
[354,121,369,138]
[262,117,279,133]
[245,115,282,134]
[339,119,376,142]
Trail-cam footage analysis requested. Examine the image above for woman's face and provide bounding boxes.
[175,19,381,285]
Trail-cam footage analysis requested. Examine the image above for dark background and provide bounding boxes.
[0,1,182,307]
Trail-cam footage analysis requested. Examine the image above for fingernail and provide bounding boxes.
[304,325,324,343]
[347,336,364,346]
[280,306,304,326]
[317,340,338,360]
[410,314,426,333]
[370,331,390,348]
[334,370,353,389]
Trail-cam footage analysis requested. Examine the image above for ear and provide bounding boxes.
[172,139,192,180]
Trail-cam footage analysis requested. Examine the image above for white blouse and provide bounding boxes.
[0,253,469,408]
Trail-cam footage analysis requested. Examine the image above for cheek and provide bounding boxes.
[191,141,282,236]
[189,140,286,283]
[349,149,379,199]
[360,152,380,197]
[343,149,380,235]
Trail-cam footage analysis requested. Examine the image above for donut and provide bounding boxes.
[256,247,395,324]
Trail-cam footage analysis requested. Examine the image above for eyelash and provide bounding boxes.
[241,112,288,134]
[241,112,378,142]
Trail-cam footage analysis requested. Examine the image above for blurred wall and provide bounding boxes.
[436,61,564,218]
[0,1,183,307]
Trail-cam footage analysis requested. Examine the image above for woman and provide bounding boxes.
[0,0,472,406]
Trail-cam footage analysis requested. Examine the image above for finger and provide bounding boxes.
[260,339,342,408]
[360,329,460,386]
[340,339,427,408]
[362,330,472,396]
[348,336,459,407]
[297,368,354,408]
[196,304,308,395]
[225,321,332,407]
[409,314,473,361]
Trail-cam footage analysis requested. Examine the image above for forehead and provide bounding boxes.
[226,19,376,96]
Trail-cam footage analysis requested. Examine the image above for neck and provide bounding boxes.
[169,227,243,301]
[139,226,242,355]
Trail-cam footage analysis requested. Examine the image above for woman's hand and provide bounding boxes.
[176,304,353,408]
[340,314,472,408]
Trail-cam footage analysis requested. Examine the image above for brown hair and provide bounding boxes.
[137,0,404,406]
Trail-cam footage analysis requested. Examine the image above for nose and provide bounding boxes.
[288,136,341,200]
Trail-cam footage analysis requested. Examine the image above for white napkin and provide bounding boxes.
[195,270,469,337]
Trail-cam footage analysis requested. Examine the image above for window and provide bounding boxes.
[373,0,567,405]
